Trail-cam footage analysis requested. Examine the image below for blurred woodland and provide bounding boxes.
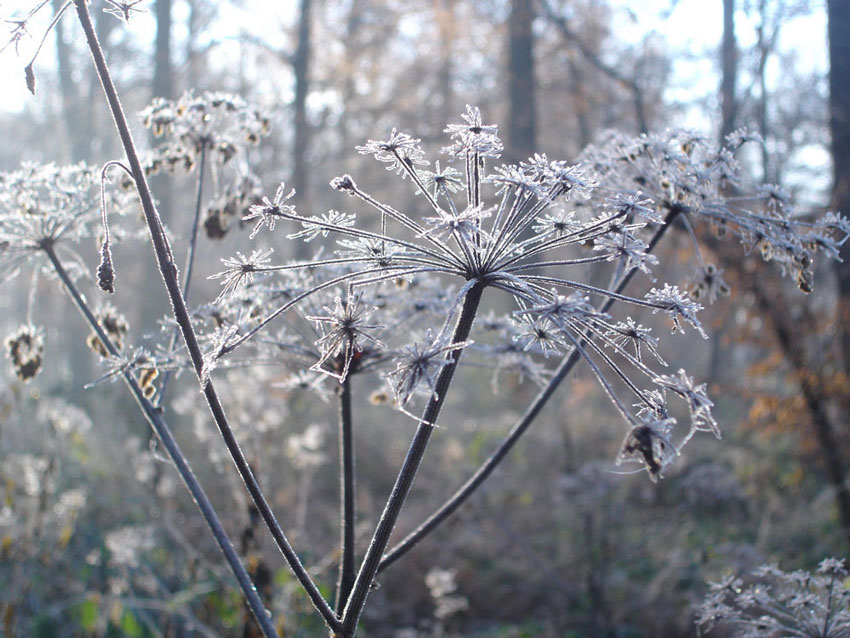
[1,0,850,637]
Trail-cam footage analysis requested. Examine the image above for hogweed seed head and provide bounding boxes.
[220,107,725,470]
[159,107,843,477]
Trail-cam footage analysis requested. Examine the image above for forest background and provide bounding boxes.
[1,0,849,637]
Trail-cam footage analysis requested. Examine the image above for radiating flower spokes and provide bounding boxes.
[103,0,146,23]
[208,247,274,303]
[654,368,719,438]
[356,128,429,177]
[306,293,386,382]
[385,329,473,411]
[287,210,357,243]
[0,162,103,280]
[442,104,502,159]
[242,181,297,238]
[204,106,731,471]
[645,284,707,337]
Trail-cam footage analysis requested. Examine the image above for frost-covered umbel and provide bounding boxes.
[580,129,850,293]
[200,105,819,481]
[697,558,850,638]
[0,162,99,280]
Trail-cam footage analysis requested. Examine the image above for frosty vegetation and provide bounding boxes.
[1,2,849,637]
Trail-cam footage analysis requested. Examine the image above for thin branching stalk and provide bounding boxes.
[156,141,208,406]
[334,375,357,614]
[227,265,439,354]
[180,141,208,300]
[72,1,340,630]
[41,242,280,638]
[340,280,485,636]
[378,209,679,572]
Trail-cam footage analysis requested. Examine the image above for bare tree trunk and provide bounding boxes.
[292,0,312,220]
[436,0,456,129]
[567,53,592,150]
[719,0,737,141]
[53,0,88,162]
[750,282,850,552]
[753,0,777,183]
[711,0,739,380]
[507,0,536,164]
[829,0,850,379]
[152,0,173,100]
[150,0,174,229]
[337,0,363,156]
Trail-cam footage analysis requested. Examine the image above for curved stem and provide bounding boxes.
[339,281,485,636]
[378,210,679,572]
[43,244,279,638]
[181,142,207,301]
[72,2,339,631]
[334,375,357,614]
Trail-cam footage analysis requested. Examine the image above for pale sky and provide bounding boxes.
[0,0,829,126]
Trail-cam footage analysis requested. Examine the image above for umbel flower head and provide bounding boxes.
[202,106,847,481]
[141,91,270,164]
[0,162,100,280]
[579,129,850,294]
[697,558,850,637]
[138,92,268,240]
[198,105,754,479]
[306,293,385,382]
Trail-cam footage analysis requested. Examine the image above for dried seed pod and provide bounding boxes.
[369,390,391,406]
[5,325,44,381]
[204,209,230,239]
[86,305,129,356]
[797,268,813,294]
[97,241,115,293]
[138,367,159,399]
[24,64,36,95]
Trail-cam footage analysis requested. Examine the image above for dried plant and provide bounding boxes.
[698,558,850,638]
[1,2,848,637]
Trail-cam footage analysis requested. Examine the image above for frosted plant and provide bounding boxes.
[175,105,764,635]
[1,2,848,632]
[227,106,717,468]
[697,558,850,637]
[0,100,845,638]
[579,129,850,295]
[138,91,269,246]
[208,247,275,303]
[140,90,269,169]
[200,260,457,389]
[0,162,100,279]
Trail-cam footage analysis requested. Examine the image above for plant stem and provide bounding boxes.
[156,142,207,407]
[181,143,207,300]
[378,210,679,572]
[339,281,485,637]
[72,2,340,630]
[42,243,280,638]
[334,374,356,614]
